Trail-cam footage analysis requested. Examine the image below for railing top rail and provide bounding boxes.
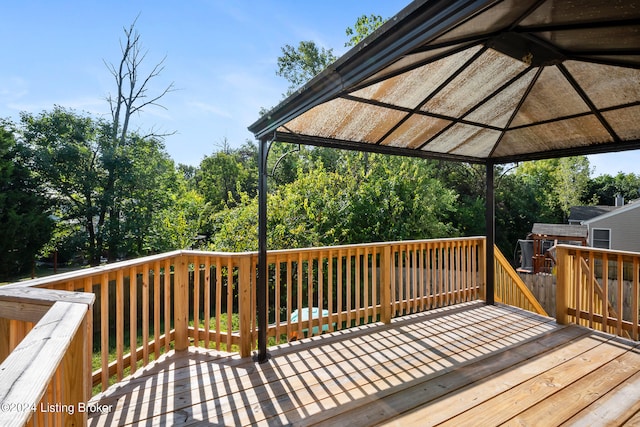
[264,236,486,257]
[3,250,185,290]
[557,244,640,259]
[4,237,487,289]
[0,300,88,426]
[0,286,95,306]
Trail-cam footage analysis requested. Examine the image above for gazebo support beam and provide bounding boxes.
[485,161,495,305]
[256,136,270,363]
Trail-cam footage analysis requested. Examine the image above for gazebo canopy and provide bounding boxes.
[248,0,640,361]
[249,0,640,163]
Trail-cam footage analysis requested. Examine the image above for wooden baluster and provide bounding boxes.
[226,258,233,351]
[328,251,335,331]
[153,260,161,359]
[286,254,292,341]
[204,257,211,349]
[318,251,325,335]
[163,259,171,353]
[129,266,138,372]
[215,257,222,351]
[193,256,200,347]
[239,254,252,357]
[116,270,124,382]
[337,249,343,330]
[100,273,109,391]
[371,247,378,321]
[556,246,570,325]
[633,257,639,341]
[307,255,313,335]
[275,255,281,342]
[142,263,150,364]
[617,254,624,337]
[381,245,391,324]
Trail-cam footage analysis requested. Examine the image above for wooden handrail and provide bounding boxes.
[0,288,94,426]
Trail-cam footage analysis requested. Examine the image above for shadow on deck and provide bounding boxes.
[88,301,640,426]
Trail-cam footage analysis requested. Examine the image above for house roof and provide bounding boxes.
[568,205,619,222]
[531,223,588,239]
[248,0,640,164]
[583,200,640,224]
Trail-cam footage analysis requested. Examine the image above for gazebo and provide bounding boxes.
[249,0,640,361]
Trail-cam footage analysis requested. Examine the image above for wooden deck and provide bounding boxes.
[87,301,640,426]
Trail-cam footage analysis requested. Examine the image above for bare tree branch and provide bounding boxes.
[103,16,174,145]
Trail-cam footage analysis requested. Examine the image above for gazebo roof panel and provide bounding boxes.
[419,48,528,118]
[431,0,535,45]
[496,116,614,157]
[281,98,407,144]
[520,0,640,26]
[509,66,591,127]
[249,0,640,163]
[465,68,537,127]
[564,61,640,109]
[603,106,640,141]
[380,115,452,149]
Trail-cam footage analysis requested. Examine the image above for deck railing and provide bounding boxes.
[556,245,640,340]
[0,238,488,399]
[263,237,485,342]
[0,287,94,426]
[494,245,548,316]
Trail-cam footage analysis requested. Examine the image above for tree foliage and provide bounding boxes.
[0,123,53,279]
[8,12,640,278]
[276,41,337,96]
[345,14,386,47]
[19,107,181,264]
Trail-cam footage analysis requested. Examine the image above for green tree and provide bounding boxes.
[584,172,640,205]
[196,140,257,211]
[515,156,591,222]
[276,41,337,96]
[345,14,385,47]
[147,186,205,251]
[117,135,182,256]
[0,122,53,279]
[20,107,180,264]
[20,107,109,264]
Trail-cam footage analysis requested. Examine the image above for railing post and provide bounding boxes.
[62,312,89,426]
[556,246,570,325]
[381,245,392,324]
[0,317,9,364]
[174,254,190,351]
[239,254,252,358]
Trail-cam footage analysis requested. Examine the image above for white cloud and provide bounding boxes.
[188,101,233,118]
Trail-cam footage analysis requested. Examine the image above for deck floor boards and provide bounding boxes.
[87,301,640,426]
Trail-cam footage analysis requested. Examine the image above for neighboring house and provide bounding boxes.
[581,201,640,252]
[519,197,639,274]
[568,205,619,225]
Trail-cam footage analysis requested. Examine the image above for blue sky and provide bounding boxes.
[1,1,638,177]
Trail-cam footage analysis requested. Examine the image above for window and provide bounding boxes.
[592,228,611,249]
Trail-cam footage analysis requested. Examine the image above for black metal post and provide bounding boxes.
[485,161,495,305]
[256,137,269,362]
